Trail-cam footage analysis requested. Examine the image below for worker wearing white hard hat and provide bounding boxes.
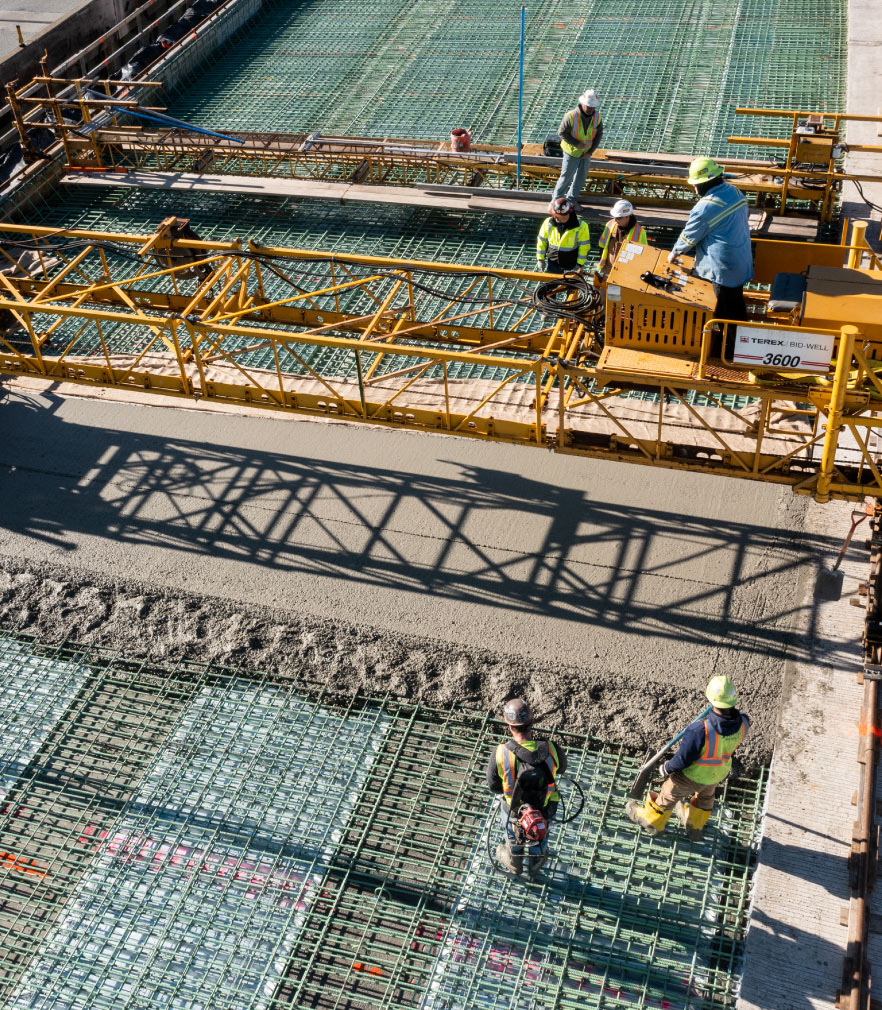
[625,676,750,842]
[596,199,649,280]
[552,88,603,204]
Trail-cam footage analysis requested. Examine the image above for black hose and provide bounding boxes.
[555,775,585,824]
[532,271,604,324]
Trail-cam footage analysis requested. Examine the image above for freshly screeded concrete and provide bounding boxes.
[0,379,818,766]
[738,502,867,1010]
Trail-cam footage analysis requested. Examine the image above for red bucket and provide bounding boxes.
[450,128,472,153]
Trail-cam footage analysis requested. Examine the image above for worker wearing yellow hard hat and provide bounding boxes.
[552,88,604,205]
[625,675,750,841]
[668,156,754,351]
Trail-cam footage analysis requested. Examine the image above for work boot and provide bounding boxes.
[496,843,523,875]
[625,792,672,836]
[675,799,711,842]
[527,852,547,880]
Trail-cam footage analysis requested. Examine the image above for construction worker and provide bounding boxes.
[667,157,753,333]
[552,88,603,204]
[486,697,567,878]
[596,199,649,279]
[625,675,749,842]
[536,197,591,274]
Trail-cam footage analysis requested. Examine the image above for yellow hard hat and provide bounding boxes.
[706,675,738,708]
[687,156,724,186]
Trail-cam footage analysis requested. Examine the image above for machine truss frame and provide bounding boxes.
[1,221,881,502]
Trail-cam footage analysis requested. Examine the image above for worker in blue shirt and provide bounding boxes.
[626,675,750,841]
[667,157,753,348]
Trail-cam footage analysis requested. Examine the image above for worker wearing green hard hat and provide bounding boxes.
[668,156,753,351]
[686,156,725,186]
[625,675,750,842]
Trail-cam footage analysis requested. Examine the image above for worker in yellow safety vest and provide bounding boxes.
[625,676,749,841]
[596,199,649,279]
[536,197,591,274]
[486,697,567,878]
[552,88,603,204]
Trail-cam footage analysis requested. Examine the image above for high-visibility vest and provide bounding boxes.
[598,220,648,267]
[496,739,561,806]
[560,107,601,158]
[536,217,591,270]
[682,716,749,785]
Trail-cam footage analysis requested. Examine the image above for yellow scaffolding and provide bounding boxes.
[0,221,881,502]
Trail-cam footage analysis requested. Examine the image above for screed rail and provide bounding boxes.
[1,221,882,502]
[9,79,882,222]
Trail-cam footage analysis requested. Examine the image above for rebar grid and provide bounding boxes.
[159,0,845,160]
[0,632,765,1009]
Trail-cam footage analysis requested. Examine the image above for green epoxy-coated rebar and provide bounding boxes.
[162,0,845,159]
[5,0,846,407]
[0,632,766,1009]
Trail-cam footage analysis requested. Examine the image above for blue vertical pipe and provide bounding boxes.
[517,6,525,189]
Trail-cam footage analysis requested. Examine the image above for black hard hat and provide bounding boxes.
[503,697,533,727]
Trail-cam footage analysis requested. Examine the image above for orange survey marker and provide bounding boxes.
[352,962,383,976]
[0,850,49,878]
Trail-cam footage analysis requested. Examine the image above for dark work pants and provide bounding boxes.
[712,283,748,357]
[712,283,748,323]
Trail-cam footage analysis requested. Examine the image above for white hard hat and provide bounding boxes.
[578,89,599,108]
[611,199,634,218]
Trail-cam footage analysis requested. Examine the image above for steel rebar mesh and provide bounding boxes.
[0,633,765,1009]
[160,0,845,159]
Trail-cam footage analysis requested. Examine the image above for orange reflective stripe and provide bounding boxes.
[696,718,747,765]
[724,722,747,757]
[499,745,517,799]
[695,721,725,766]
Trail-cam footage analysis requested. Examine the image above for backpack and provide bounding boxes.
[504,740,554,812]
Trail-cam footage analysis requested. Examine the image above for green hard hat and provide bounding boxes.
[687,156,724,186]
[706,675,738,708]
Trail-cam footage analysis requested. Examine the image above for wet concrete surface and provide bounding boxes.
[0,382,832,765]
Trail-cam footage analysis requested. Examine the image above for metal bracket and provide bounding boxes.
[863,664,882,681]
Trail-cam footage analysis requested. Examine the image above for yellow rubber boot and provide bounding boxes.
[675,799,712,841]
[625,792,673,836]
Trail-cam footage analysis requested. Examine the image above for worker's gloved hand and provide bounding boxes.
[667,251,680,265]
[656,760,670,780]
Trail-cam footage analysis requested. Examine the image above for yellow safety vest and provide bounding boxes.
[598,220,648,267]
[560,107,601,158]
[683,716,749,785]
[536,217,591,270]
[495,739,561,806]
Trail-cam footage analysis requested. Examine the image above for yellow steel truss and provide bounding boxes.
[0,221,881,502]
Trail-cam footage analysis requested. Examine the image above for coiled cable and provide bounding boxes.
[532,271,604,324]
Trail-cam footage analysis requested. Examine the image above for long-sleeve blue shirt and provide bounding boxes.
[664,709,750,775]
[671,180,753,288]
